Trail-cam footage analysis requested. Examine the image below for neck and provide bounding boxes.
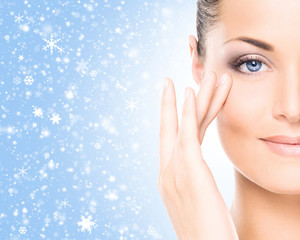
[230,169,300,240]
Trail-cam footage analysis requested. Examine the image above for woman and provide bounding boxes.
[159,0,300,239]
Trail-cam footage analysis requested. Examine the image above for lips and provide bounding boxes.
[261,135,300,145]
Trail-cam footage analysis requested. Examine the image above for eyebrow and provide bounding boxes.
[224,36,275,52]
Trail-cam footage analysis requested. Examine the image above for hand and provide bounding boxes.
[158,71,239,240]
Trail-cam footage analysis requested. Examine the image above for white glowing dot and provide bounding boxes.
[65,91,74,99]
[20,24,30,32]
[48,159,55,170]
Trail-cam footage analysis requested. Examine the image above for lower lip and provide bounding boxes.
[262,139,300,157]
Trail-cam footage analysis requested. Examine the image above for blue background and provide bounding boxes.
[0,1,235,239]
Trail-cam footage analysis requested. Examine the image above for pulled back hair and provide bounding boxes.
[196,0,221,61]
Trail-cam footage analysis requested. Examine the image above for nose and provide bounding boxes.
[273,66,300,123]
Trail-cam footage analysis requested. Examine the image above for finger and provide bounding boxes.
[175,87,208,189]
[198,73,232,144]
[176,87,200,170]
[178,87,198,145]
[159,77,178,173]
[196,71,218,132]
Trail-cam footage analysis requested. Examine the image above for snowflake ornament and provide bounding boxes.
[77,215,95,233]
[19,226,27,234]
[90,70,97,78]
[24,76,34,85]
[33,107,43,118]
[43,33,64,55]
[94,142,102,149]
[76,59,89,75]
[50,113,62,124]
[14,13,24,24]
[124,96,139,113]
[17,166,28,177]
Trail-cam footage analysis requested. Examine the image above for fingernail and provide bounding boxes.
[217,73,228,87]
[164,78,169,90]
[185,87,190,100]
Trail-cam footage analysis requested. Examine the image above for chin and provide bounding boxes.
[257,181,300,195]
[235,164,300,195]
[259,171,300,195]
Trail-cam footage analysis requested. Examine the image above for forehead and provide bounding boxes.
[216,0,300,49]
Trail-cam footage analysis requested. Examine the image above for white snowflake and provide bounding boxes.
[124,96,139,113]
[76,59,89,75]
[90,70,97,78]
[18,55,24,61]
[43,33,64,55]
[17,166,28,177]
[22,208,28,215]
[4,35,10,41]
[14,14,24,23]
[108,175,116,183]
[94,142,102,150]
[115,27,122,34]
[40,128,50,138]
[24,76,34,85]
[60,199,71,208]
[77,215,95,233]
[19,226,27,234]
[33,107,43,118]
[13,76,21,85]
[50,113,62,124]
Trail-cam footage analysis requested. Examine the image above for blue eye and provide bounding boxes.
[231,55,269,75]
[246,60,262,72]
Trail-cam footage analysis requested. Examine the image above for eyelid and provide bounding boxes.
[230,54,273,75]
[231,53,273,66]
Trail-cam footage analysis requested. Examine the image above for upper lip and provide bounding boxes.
[261,135,300,145]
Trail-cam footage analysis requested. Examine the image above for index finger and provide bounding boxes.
[159,77,178,173]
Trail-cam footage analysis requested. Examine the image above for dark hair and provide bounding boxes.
[196,0,221,61]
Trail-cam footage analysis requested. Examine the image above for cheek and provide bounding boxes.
[217,80,266,139]
[216,79,268,168]
[216,78,300,193]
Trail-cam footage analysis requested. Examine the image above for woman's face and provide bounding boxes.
[205,0,300,193]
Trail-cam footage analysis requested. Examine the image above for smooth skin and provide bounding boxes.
[160,0,300,239]
[159,56,237,238]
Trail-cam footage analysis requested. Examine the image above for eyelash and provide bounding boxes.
[231,55,269,76]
